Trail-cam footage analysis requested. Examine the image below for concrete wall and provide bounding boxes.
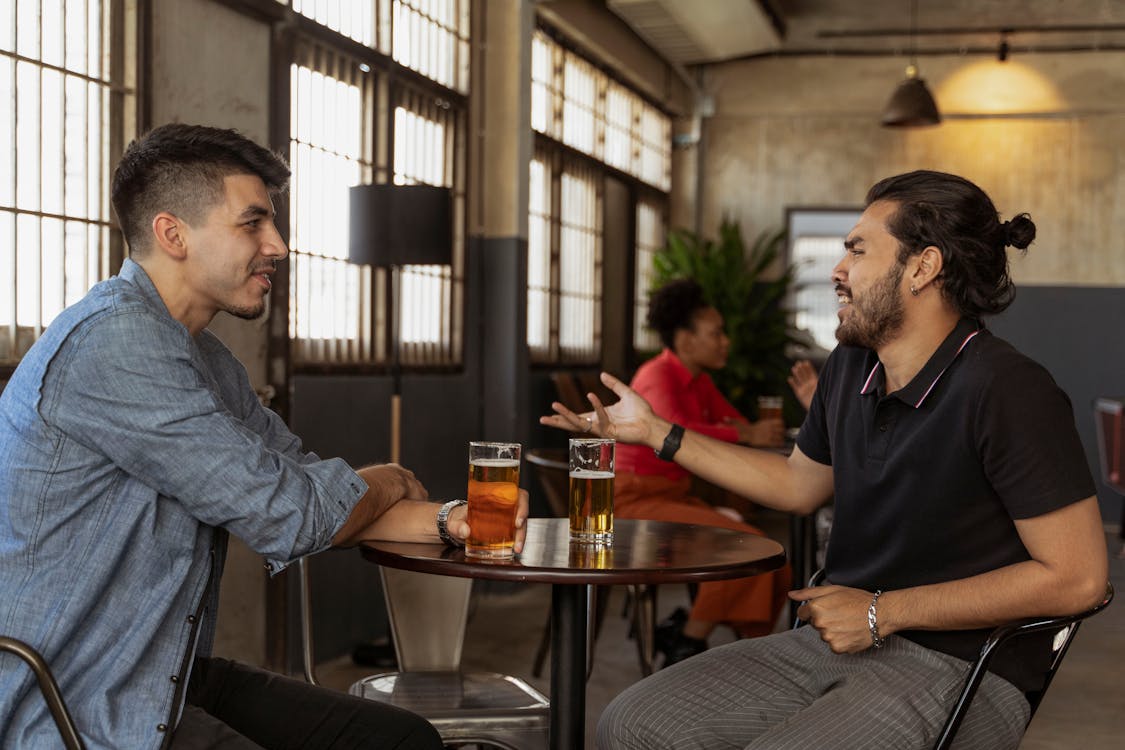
[692,50,1125,520]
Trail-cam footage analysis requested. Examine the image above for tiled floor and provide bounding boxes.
[317,524,1125,748]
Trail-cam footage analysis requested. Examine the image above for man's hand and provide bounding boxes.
[789,584,879,653]
[539,372,667,449]
[445,489,531,553]
[333,464,428,546]
[358,463,429,505]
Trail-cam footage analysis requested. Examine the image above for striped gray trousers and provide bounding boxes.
[597,625,1029,749]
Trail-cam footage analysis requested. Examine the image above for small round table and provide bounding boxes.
[361,517,786,750]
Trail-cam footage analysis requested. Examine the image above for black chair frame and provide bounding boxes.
[792,570,1113,750]
[0,636,86,750]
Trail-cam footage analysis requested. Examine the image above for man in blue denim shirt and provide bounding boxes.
[0,124,526,749]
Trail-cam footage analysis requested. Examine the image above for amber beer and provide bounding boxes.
[466,442,521,558]
[569,438,615,543]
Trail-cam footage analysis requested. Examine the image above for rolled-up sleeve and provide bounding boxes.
[41,310,365,569]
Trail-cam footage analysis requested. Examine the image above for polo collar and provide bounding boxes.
[658,348,698,388]
[860,317,983,408]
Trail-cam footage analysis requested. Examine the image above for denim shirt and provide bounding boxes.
[0,260,367,749]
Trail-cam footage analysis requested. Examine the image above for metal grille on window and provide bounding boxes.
[391,85,464,366]
[0,0,132,365]
[391,0,470,94]
[288,43,377,364]
[634,198,664,352]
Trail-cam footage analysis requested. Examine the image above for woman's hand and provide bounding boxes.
[788,360,819,411]
[539,372,668,449]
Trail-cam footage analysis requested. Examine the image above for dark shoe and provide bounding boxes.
[660,631,707,667]
[654,607,689,653]
[351,636,397,668]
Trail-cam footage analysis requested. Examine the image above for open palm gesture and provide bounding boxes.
[539,372,665,448]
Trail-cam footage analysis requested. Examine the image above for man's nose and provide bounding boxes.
[263,223,289,260]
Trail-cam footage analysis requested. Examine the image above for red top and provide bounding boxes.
[616,349,748,480]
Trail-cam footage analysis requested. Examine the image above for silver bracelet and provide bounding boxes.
[436,499,467,547]
[867,590,886,649]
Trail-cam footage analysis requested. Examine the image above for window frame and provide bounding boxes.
[269,2,469,376]
[0,0,137,376]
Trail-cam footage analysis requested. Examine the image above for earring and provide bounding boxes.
[910,285,920,296]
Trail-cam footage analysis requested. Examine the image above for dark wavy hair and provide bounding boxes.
[111,123,290,256]
[646,279,711,349]
[866,170,1035,318]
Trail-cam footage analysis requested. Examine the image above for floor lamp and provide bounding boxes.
[349,183,453,463]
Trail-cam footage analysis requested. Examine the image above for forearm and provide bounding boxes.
[653,423,828,514]
[352,500,443,544]
[878,555,1107,635]
[881,498,1108,632]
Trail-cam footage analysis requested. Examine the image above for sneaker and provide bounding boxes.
[660,631,708,667]
[654,607,689,653]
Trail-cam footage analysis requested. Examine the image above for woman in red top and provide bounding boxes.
[617,279,792,665]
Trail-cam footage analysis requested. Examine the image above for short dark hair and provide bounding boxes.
[646,279,711,349]
[111,123,291,256]
[865,170,1035,318]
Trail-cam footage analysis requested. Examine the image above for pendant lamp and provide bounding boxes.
[881,0,941,127]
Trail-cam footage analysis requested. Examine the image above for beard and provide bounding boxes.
[836,262,906,349]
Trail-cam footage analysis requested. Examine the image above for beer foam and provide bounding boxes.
[470,458,520,468]
[569,469,615,479]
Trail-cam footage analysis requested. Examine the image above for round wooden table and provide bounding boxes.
[361,517,786,750]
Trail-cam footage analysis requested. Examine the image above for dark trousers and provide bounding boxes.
[169,657,443,750]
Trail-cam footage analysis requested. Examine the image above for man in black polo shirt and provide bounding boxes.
[543,170,1108,750]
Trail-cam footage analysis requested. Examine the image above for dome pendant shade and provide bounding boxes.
[881,67,941,127]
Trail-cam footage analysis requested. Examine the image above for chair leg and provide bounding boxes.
[531,612,551,678]
[630,584,657,676]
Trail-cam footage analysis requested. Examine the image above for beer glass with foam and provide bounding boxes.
[568,438,614,543]
[466,441,521,558]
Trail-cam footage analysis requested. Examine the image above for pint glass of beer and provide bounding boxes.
[466,441,521,558]
[569,438,614,543]
[757,395,783,422]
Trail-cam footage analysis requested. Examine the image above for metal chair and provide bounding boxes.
[298,556,550,749]
[0,636,85,750]
[793,569,1114,750]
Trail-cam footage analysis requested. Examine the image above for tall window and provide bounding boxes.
[288,44,374,363]
[283,0,468,367]
[0,0,134,366]
[633,198,664,352]
[528,29,670,363]
[392,88,463,365]
[528,149,602,363]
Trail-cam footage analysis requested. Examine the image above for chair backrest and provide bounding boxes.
[298,556,473,679]
[550,372,588,416]
[525,448,569,518]
[380,567,473,671]
[0,637,86,750]
[932,581,1113,750]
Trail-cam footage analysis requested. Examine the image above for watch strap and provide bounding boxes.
[655,423,686,462]
[436,499,467,547]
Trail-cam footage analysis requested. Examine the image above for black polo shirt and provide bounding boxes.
[797,317,1095,692]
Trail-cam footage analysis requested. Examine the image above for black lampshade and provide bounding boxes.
[348,183,453,266]
[881,68,941,128]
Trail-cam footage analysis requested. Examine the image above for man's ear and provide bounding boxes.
[910,245,944,292]
[151,212,188,260]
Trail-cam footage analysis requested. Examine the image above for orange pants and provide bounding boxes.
[615,473,792,637]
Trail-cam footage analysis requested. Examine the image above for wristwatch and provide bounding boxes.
[436,499,467,547]
[655,423,685,462]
